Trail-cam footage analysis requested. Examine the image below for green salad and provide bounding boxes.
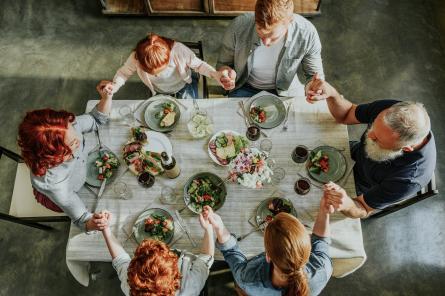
[187,177,221,212]
[144,213,174,242]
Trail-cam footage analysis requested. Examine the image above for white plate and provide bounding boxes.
[208,130,243,166]
[144,131,173,156]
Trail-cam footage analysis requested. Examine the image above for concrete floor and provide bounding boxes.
[0,0,444,295]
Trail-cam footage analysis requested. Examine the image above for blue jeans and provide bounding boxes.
[175,72,200,99]
[229,83,278,98]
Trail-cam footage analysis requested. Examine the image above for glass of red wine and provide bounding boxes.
[294,177,311,195]
[246,125,261,141]
[291,145,309,163]
[138,172,155,188]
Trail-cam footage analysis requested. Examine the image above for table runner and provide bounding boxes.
[66,97,366,286]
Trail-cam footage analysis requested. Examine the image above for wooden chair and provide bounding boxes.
[0,145,69,231]
[369,172,439,218]
[181,41,210,98]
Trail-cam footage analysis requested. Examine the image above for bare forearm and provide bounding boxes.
[97,96,112,115]
[326,91,353,123]
[215,226,231,245]
[341,200,369,219]
[312,210,330,238]
[102,228,126,259]
[201,229,215,256]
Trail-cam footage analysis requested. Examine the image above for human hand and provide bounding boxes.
[305,74,336,104]
[320,194,335,214]
[218,66,236,90]
[96,80,114,100]
[323,182,353,211]
[202,205,225,233]
[86,210,111,231]
[199,209,213,232]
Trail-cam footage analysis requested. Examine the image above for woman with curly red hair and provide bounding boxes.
[101,33,228,99]
[101,212,214,295]
[17,81,114,231]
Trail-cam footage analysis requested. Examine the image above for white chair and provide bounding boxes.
[0,145,69,231]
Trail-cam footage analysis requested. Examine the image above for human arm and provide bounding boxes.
[216,17,238,90]
[302,27,325,92]
[323,182,373,219]
[305,76,360,125]
[198,212,215,256]
[312,193,334,238]
[101,213,127,259]
[112,52,138,93]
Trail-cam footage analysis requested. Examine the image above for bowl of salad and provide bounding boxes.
[208,130,249,166]
[183,172,227,214]
[133,208,175,244]
[86,149,120,187]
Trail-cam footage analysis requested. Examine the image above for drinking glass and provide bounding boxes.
[271,167,286,185]
[260,139,273,153]
[113,181,130,200]
[119,105,136,127]
[294,177,311,195]
[160,186,177,204]
[291,145,309,163]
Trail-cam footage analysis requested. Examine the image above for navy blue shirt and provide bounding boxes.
[351,100,436,209]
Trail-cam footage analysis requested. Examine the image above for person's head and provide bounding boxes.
[264,213,311,296]
[18,109,79,176]
[255,0,294,46]
[127,239,181,296]
[135,33,175,75]
[365,101,431,162]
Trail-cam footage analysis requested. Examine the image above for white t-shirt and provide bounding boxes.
[148,58,187,94]
[247,37,285,89]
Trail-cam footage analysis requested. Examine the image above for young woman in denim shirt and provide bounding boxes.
[202,193,333,296]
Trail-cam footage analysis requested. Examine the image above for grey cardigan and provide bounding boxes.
[216,13,325,96]
[30,106,108,230]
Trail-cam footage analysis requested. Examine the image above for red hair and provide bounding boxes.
[18,109,75,176]
[135,33,175,74]
[127,239,181,296]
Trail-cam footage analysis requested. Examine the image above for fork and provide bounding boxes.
[282,102,293,131]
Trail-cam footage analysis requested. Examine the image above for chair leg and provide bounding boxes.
[0,213,54,231]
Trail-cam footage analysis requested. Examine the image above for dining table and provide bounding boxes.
[65,93,367,287]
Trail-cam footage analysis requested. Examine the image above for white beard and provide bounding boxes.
[364,137,404,162]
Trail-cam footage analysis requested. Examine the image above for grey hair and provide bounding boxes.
[383,101,431,146]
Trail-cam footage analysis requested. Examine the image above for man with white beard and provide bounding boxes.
[305,75,436,218]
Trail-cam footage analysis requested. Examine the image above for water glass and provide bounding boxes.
[260,139,273,153]
[113,181,130,200]
[271,167,286,185]
[160,186,177,204]
[119,105,136,127]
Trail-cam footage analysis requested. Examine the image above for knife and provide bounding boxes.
[174,210,197,247]
[93,178,107,212]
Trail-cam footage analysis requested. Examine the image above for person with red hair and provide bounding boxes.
[17,81,114,231]
[101,211,214,296]
[102,33,229,99]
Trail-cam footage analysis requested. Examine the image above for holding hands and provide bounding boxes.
[322,182,354,212]
[96,80,114,100]
[217,66,237,90]
[86,210,112,231]
[305,73,338,104]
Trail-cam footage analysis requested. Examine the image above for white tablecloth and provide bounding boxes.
[66,96,366,286]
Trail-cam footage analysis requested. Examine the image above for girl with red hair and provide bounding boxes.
[203,195,333,296]
[101,211,214,296]
[17,81,114,231]
[101,33,228,99]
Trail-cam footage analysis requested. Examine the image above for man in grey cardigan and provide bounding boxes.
[217,0,324,97]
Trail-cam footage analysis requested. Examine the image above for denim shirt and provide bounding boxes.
[30,106,108,230]
[216,234,332,296]
[216,13,324,96]
[112,250,214,296]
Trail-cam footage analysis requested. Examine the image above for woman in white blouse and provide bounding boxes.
[105,33,226,99]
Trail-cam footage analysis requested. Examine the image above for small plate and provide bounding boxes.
[247,94,286,129]
[183,172,227,214]
[143,130,173,156]
[86,149,120,187]
[207,130,248,166]
[255,197,297,232]
[306,145,347,183]
[133,208,175,244]
[144,96,181,133]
